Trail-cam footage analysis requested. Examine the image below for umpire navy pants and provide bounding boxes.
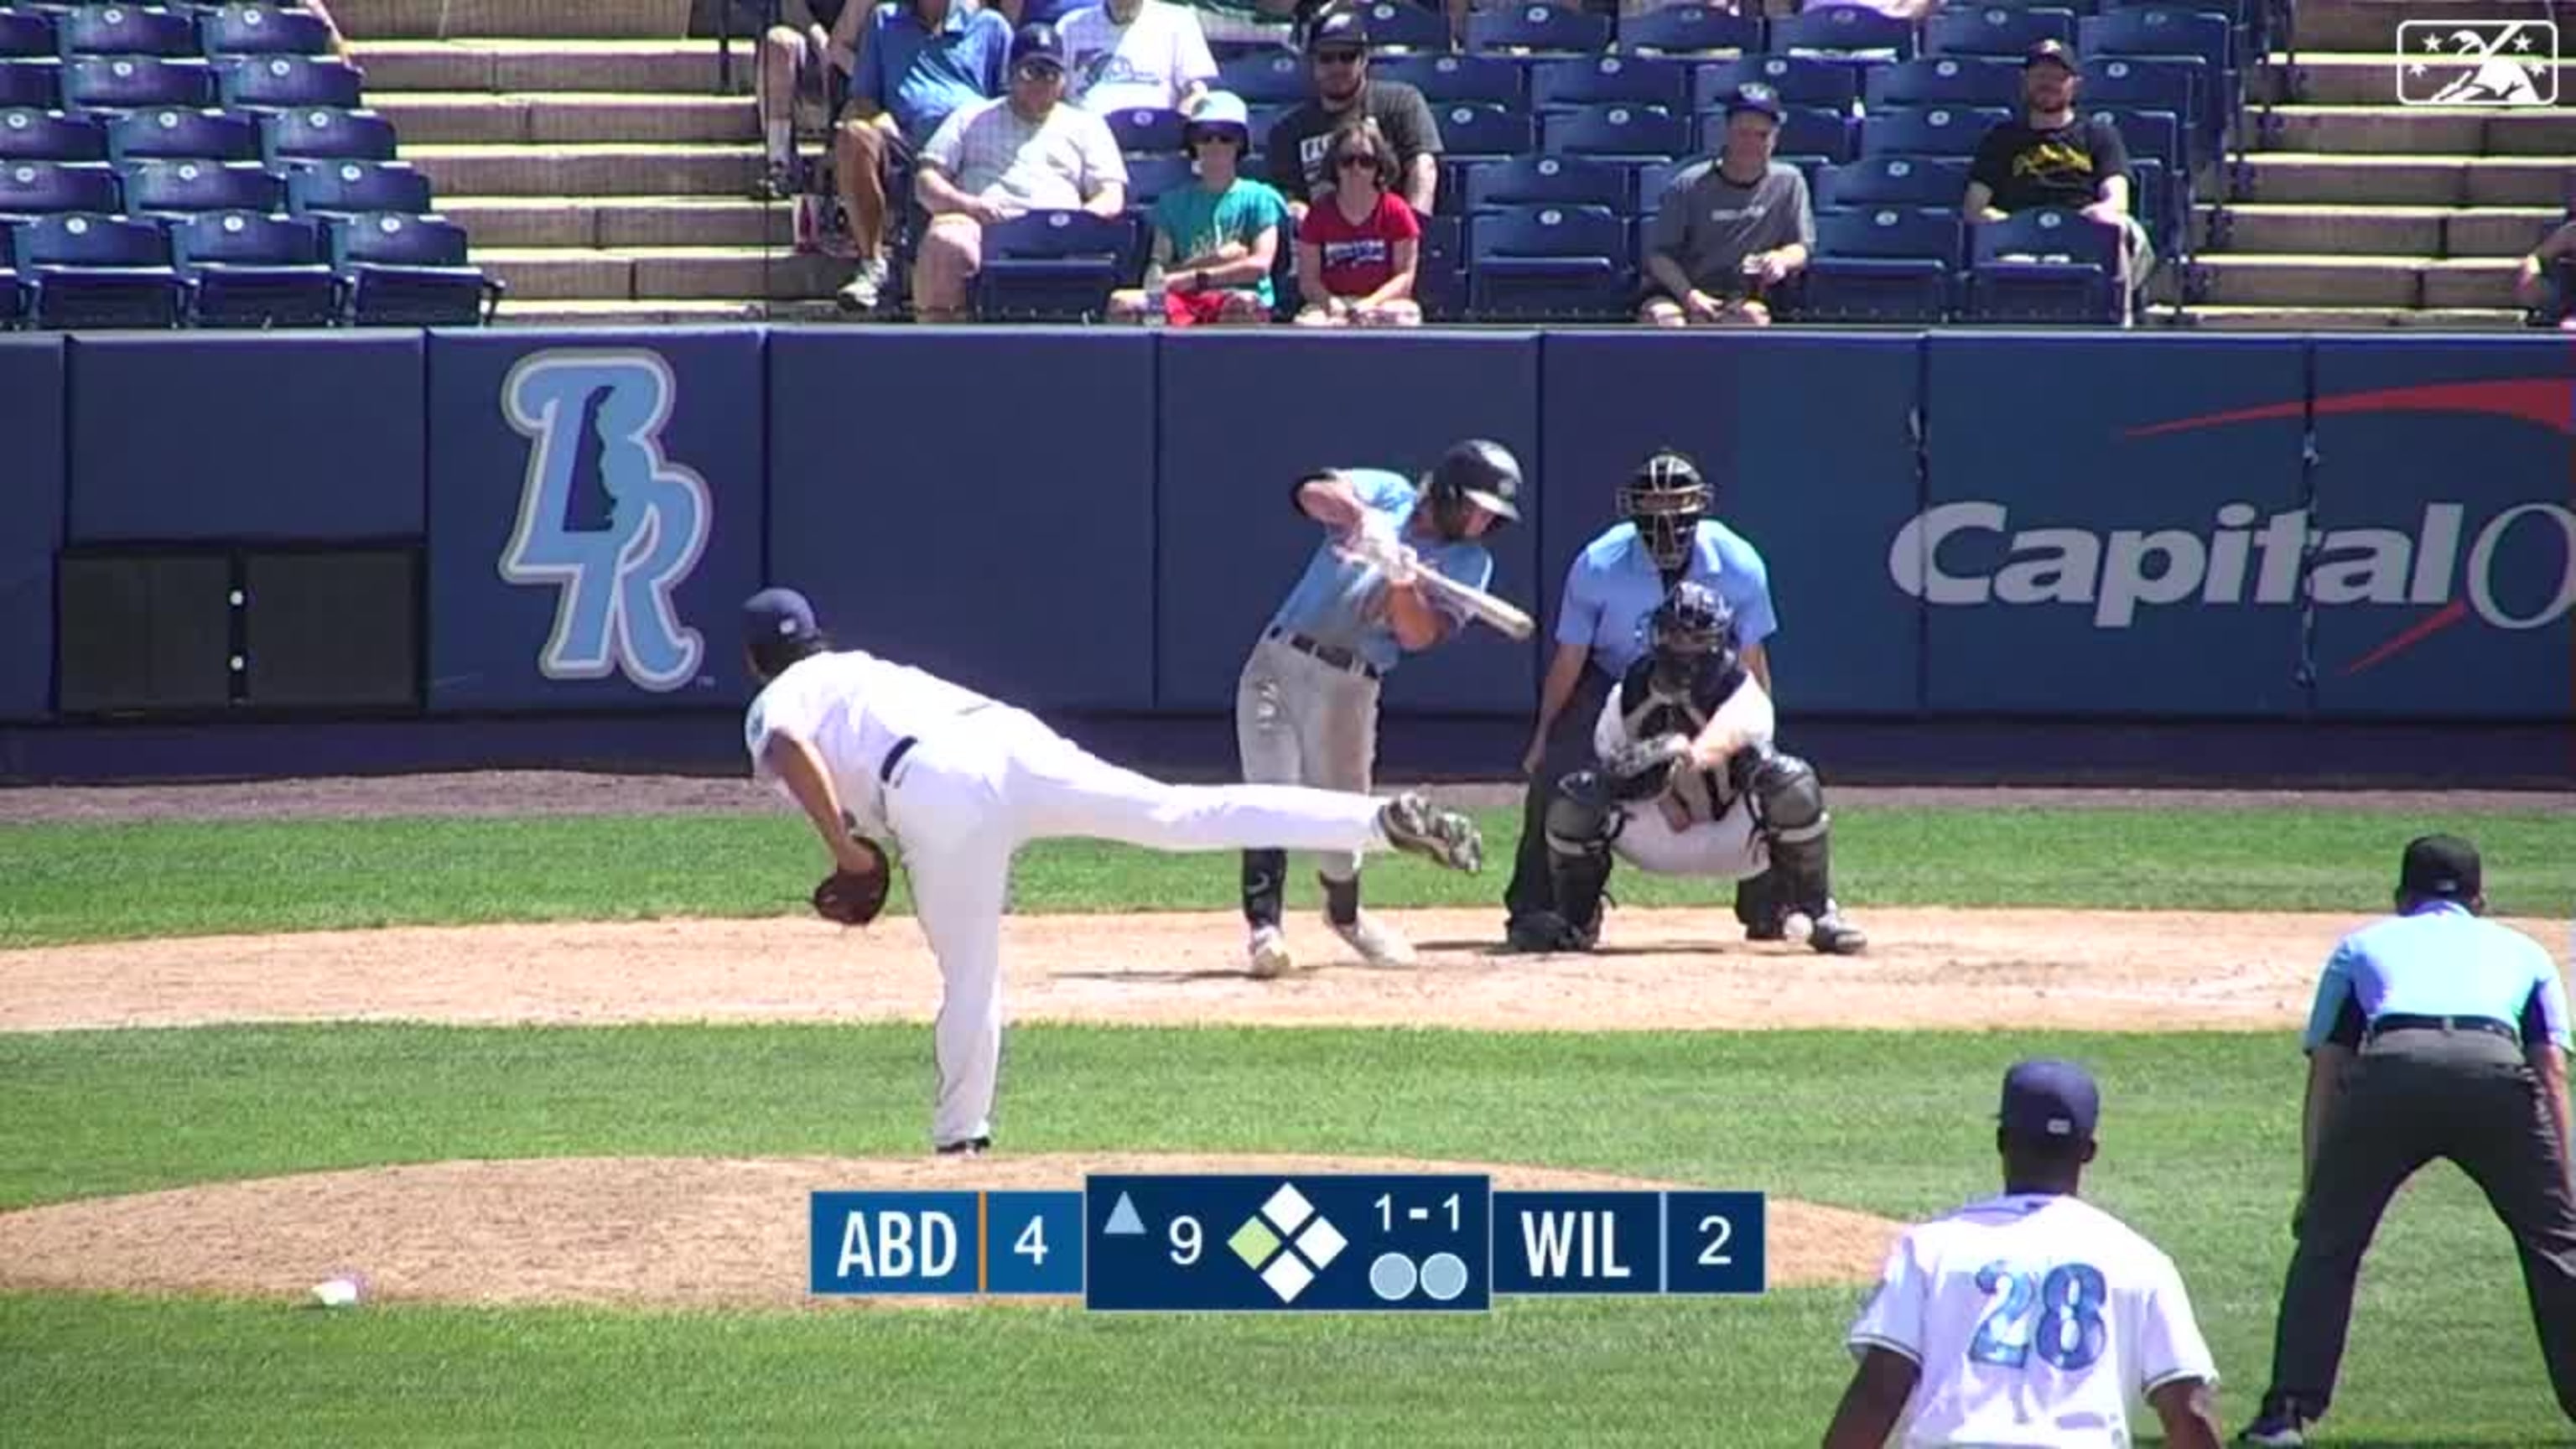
[2262,1023,2576,1422]
[1503,663,1613,927]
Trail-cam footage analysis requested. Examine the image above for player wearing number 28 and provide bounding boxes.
[1823,1059,2225,1449]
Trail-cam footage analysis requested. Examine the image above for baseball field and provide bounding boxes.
[3,775,2573,1446]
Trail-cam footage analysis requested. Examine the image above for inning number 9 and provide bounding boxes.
[1170,1215,1202,1265]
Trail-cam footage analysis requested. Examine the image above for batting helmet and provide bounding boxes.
[1620,449,1709,573]
[1425,438,1524,538]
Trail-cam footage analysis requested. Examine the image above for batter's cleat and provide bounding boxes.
[933,1135,991,1157]
[1247,925,1294,979]
[2236,1410,2309,1446]
[1332,911,1416,968]
[1806,904,1868,956]
[1378,793,1483,874]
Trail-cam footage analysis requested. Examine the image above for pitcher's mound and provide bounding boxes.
[0,1154,1899,1310]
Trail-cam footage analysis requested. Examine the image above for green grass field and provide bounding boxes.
[3,801,2573,1446]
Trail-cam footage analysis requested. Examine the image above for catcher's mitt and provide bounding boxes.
[812,838,893,927]
[1602,732,1693,803]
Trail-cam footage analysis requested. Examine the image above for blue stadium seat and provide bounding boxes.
[1704,105,1852,165]
[1215,50,1308,105]
[330,210,501,325]
[218,54,361,110]
[2080,8,2232,143]
[108,106,261,161]
[1119,153,1195,213]
[1467,4,1612,55]
[1467,201,1631,319]
[2078,55,2210,157]
[2088,103,2183,176]
[1864,56,2022,110]
[0,11,58,60]
[1352,0,1449,52]
[198,3,337,57]
[1766,7,1915,60]
[1618,5,1762,57]
[118,154,281,212]
[0,58,59,108]
[59,6,202,58]
[0,106,109,160]
[1105,106,1185,155]
[1464,153,1628,212]
[1431,101,1533,157]
[1633,158,1695,215]
[262,106,397,164]
[1817,153,1971,209]
[1925,5,2080,58]
[284,158,429,216]
[972,208,1136,321]
[1374,51,1524,106]
[2127,153,2172,259]
[1244,101,1291,157]
[171,207,336,325]
[1543,102,1689,159]
[1414,208,1464,320]
[1803,205,1961,322]
[1964,205,2121,322]
[62,54,216,111]
[0,225,23,325]
[1693,55,1858,112]
[1861,106,2010,159]
[13,210,188,327]
[0,157,117,216]
[1530,55,1690,112]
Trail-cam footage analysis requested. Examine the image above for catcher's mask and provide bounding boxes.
[1424,438,1524,541]
[1648,580,1737,694]
[1621,449,1708,573]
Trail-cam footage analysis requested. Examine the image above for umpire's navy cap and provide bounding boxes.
[1998,1058,2099,1144]
[742,587,821,648]
[2401,834,2482,900]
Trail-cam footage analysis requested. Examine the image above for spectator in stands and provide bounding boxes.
[911,22,1131,322]
[1109,92,1288,325]
[1638,83,1813,328]
[1293,122,1421,327]
[1263,6,1441,221]
[757,1,858,200]
[1062,0,1218,116]
[2515,216,2576,330]
[1964,39,2153,323]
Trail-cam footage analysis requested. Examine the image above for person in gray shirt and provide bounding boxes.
[1639,82,1815,328]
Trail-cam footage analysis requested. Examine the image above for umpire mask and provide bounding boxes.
[1622,450,1708,574]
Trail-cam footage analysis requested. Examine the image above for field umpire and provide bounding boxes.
[2240,834,2576,1446]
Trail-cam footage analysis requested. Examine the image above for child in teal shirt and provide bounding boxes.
[1109,91,1290,325]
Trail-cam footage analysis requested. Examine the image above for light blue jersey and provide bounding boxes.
[1269,469,1496,675]
[1555,518,1776,677]
[2302,901,2572,1052]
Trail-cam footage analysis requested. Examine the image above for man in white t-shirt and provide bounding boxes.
[1823,1059,2225,1449]
[1060,0,1217,116]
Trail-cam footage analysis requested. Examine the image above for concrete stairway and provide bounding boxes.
[333,0,841,324]
[2190,0,2573,328]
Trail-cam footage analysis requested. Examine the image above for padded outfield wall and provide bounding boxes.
[0,327,2569,783]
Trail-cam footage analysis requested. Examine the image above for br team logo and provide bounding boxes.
[498,350,713,692]
[2396,18,2558,106]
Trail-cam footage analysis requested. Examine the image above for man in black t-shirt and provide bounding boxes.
[1963,39,2152,318]
[1262,5,1441,219]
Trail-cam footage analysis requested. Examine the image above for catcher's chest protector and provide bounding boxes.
[1616,657,1748,824]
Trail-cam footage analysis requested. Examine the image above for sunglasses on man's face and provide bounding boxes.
[1312,48,1364,65]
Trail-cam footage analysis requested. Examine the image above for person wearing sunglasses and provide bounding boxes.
[1261,5,1441,223]
[1108,91,1290,325]
[1293,122,1421,326]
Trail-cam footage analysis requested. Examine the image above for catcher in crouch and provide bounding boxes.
[1536,581,1867,956]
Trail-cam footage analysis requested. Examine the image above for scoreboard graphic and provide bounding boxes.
[808,1174,1765,1310]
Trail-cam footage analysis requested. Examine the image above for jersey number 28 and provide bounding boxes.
[1969,1260,2106,1372]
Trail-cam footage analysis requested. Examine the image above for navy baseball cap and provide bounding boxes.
[2024,38,2078,70]
[1010,21,1067,72]
[1998,1059,2100,1145]
[2400,834,2482,900]
[1722,81,1784,122]
[742,587,820,649]
[1308,6,1369,51]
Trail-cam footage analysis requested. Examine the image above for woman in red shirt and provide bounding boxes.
[1293,122,1422,327]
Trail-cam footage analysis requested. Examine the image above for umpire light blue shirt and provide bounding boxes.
[855,0,1011,149]
[1269,470,1495,676]
[2300,901,2572,1052]
[1555,519,1777,676]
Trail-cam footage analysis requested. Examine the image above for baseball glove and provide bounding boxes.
[812,838,893,927]
[1602,732,1694,803]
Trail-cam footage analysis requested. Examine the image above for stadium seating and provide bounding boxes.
[122,156,287,215]
[1105,106,1186,156]
[198,3,336,58]
[172,206,337,326]
[1694,55,1860,112]
[13,210,189,328]
[1215,52,1308,105]
[1864,56,2022,111]
[1803,205,1962,323]
[1353,0,1447,52]
[1463,153,1629,214]
[1374,52,1522,106]
[332,211,502,325]
[1467,5,1613,56]
[1924,6,2080,59]
[1544,102,1690,161]
[1817,154,1971,210]
[1862,106,2011,160]
[284,158,430,218]
[1765,7,1916,60]
[1530,56,1691,113]
[219,55,363,111]
[1617,6,1763,59]
[0,157,117,216]
[1963,205,2123,323]
[1467,202,1632,319]
[972,208,1136,322]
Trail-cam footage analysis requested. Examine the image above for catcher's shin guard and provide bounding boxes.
[1736,746,1866,955]
[1241,848,1287,929]
[1541,771,1621,948]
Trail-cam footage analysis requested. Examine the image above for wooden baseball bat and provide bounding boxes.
[1342,535,1537,641]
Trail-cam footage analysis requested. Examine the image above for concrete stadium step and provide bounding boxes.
[2261,105,2576,157]
[2250,52,2573,104]
[334,0,697,41]
[2200,205,2568,258]
[2287,0,2563,57]
[408,143,760,198]
[2232,153,2568,206]
[480,246,844,301]
[352,41,739,95]
[371,92,755,145]
[440,196,793,249]
[2185,304,2529,331]
[2192,254,2523,309]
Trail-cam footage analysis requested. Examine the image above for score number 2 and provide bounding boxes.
[1697,1214,1734,1267]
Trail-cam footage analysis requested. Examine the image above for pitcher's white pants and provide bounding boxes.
[1610,799,1770,881]
[885,706,1396,1148]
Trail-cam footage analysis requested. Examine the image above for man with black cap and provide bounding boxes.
[1262,3,1441,221]
[1824,1058,2224,1449]
[1963,39,2152,322]
[736,586,1485,1156]
[1639,81,1814,328]
[2239,835,2576,1446]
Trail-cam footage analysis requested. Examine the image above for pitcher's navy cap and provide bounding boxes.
[1999,1058,2099,1144]
[742,587,820,649]
[2400,834,2482,899]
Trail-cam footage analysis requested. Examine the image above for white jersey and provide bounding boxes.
[1059,0,1217,115]
[742,650,1000,841]
[1846,1193,2217,1449]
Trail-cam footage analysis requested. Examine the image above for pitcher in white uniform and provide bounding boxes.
[1823,1059,2225,1449]
[738,587,1485,1155]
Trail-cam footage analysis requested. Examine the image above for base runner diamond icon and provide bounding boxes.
[2396,19,2558,106]
[1228,1217,1282,1269]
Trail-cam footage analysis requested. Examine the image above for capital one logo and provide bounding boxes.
[497,350,711,691]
